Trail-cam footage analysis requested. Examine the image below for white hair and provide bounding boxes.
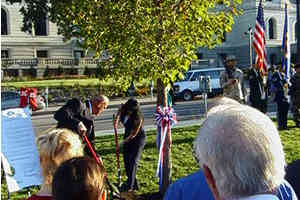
[193,104,285,199]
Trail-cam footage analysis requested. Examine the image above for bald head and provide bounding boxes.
[194,104,285,199]
[91,95,109,116]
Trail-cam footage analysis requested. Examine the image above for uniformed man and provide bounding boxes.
[272,66,289,130]
[220,55,247,103]
[289,63,300,127]
[248,63,267,113]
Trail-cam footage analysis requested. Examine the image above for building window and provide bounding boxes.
[291,53,297,64]
[1,50,9,58]
[219,53,227,65]
[1,8,8,35]
[268,18,276,39]
[37,50,48,58]
[34,15,47,36]
[196,52,203,59]
[295,22,298,42]
[74,50,85,58]
[270,54,276,65]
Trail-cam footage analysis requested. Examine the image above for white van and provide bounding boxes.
[173,67,225,101]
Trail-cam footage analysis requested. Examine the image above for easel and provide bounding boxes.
[1,156,32,200]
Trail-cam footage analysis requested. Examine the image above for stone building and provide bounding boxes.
[1,0,98,78]
[197,0,298,69]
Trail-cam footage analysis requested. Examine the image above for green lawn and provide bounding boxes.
[2,122,300,200]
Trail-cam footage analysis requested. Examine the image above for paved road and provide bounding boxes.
[31,99,277,137]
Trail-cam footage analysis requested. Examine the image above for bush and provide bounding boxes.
[43,66,50,78]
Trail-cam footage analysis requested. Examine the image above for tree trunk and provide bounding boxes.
[156,78,167,107]
[156,78,172,195]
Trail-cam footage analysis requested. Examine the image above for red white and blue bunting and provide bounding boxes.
[154,106,177,189]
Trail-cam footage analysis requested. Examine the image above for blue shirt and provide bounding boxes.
[163,170,297,200]
[163,170,214,200]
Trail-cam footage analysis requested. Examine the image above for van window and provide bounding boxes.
[183,72,193,81]
[190,71,204,81]
[204,70,222,79]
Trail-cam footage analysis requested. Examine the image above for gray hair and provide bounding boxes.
[193,105,285,199]
[207,96,240,112]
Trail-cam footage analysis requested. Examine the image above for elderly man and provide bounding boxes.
[54,95,109,156]
[220,55,247,103]
[193,104,295,200]
[164,100,297,200]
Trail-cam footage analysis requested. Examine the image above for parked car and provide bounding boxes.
[173,67,225,101]
[1,91,20,110]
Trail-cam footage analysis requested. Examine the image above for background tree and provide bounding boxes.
[10,0,242,194]
[10,0,242,105]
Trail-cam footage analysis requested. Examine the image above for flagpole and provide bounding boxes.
[296,0,300,62]
[249,25,253,68]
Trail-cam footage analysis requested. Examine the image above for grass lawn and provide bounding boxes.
[2,122,300,200]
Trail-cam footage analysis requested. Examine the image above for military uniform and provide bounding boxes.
[248,68,267,113]
[289,70,300,127]
[220,68,247,103]
[272,71,290,130]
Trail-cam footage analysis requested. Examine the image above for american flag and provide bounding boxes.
[281,3,290,81]
[253,0,268,73]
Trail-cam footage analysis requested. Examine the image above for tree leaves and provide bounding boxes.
[10,0,242,85]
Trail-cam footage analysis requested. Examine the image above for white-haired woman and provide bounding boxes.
[26,128,84,200]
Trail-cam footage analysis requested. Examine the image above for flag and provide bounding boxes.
[253,0,268,73]
[281,3,291,81]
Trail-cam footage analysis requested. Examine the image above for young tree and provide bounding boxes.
[11,0,242,193]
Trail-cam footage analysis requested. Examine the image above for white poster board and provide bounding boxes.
[1,107,42,193]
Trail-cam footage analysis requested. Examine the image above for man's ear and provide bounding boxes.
[203,164,221,200]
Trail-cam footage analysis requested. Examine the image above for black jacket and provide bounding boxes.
[248,68,264,104]
[272,71,288,103]
[54,98,95,142]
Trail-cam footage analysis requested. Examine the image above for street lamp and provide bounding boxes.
[245,25,253,68]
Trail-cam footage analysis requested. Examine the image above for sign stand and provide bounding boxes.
[199,76,211,117]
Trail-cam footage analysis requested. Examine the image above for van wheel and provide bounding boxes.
[183,90,193,101]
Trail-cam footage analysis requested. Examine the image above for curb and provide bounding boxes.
[31,100,157,116]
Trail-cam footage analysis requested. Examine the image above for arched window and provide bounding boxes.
[1,8,8,35]
[268,18,276,39]
[270,54,276,65]
[34,15,47,36]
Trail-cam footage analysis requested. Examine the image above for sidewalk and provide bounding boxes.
[32,95,157,116]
